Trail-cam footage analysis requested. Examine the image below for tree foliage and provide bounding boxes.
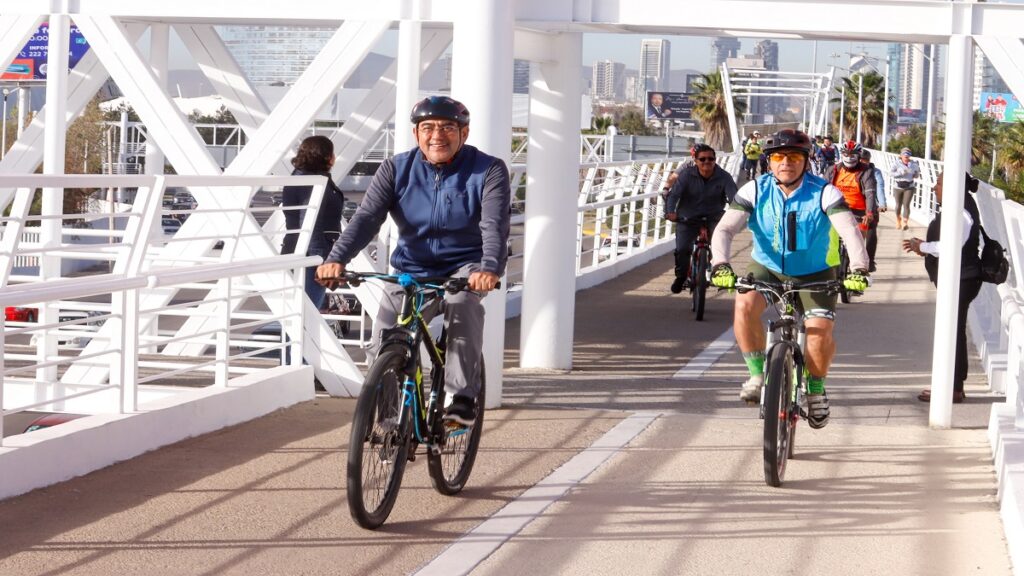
[690,71,746,152]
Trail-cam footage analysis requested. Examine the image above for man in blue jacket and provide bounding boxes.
[317,96,511,426]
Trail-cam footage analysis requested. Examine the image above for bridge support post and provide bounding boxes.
[520,32,582,371]
[930,34,974,429]
[452,0,513,406]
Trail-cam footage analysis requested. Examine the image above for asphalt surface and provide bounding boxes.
[0,211,1012,576]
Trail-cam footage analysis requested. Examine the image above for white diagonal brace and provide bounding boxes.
[331,28,452,179]
[975,36,1024,107]
[0,14,41,74]
[224,19,390,176]
[174,24,293,175]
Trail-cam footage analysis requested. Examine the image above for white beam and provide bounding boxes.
[145,23,168,175]
[452,0,514,407]
[975,36,1024,112]
[930,34,975,429]
[0,14,41,72]
[522,31,582,370]
[223,20,390,176]
[394,18,422,154]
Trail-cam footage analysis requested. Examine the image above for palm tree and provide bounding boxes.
[997,119,1024,182]
[830,72,888,147]
[690,71,746,152]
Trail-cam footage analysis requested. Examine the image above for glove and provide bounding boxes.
[711,264,737,289]
[844,269,870,292]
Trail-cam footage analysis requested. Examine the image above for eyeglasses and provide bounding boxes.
[695,156,716,163]
[417,123,460,135]
[769,151,805,163]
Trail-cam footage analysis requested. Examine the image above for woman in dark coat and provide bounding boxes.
[282,135,346,309]
[902,171,983,403]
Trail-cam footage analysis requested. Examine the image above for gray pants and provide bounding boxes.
[371,264,485,400]
[893,186,914,220]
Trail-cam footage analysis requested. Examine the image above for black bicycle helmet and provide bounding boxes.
[762,129,812,155]
[410,96,470,125]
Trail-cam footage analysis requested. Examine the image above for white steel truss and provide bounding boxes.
[722,66,835,146]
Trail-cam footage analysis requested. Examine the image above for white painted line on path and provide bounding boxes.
[413,411,659,576]
[672,327,735,379]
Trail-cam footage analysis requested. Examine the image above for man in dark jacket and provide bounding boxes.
[317,96,511,426]
[665,144,738,293]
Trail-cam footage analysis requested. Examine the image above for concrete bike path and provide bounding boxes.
[0,213,1011,575]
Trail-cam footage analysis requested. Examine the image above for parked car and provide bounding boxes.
[23,413,85,433]
[161,218,182,236]
[5,306,38,323]
[343,200,359,221]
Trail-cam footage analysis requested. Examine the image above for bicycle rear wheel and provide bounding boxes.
[428,359,486,495]
[693,246,709,321]
[763,343,796,487]
[346,348,412,529]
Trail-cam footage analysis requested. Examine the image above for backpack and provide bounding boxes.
[978,226,1009,284]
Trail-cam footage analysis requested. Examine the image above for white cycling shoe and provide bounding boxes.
[739,374,763,403]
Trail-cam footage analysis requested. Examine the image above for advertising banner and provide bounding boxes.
[2,23,91,81]
[896,108,926,124]
[979,92,1024,123]
[646,91,693,121]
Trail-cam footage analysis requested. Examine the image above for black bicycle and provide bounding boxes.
[836,237,852,304]
[734,275,858,487]
[688,218,713,321]
[340,271,488,529]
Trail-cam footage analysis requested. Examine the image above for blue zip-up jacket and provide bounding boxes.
[733,173,850,276]
[327,144,511,277]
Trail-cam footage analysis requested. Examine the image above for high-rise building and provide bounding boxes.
[219,25,335,85]
[710,37,741,72]
[727,56,766,124]
[898,43,940,113]
[592,60,626,101]
[623,70,643,105]
[887,43,903,109]
[640,39,670,93]
[753,40,781,116]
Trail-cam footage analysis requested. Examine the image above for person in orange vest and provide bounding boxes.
[823,141,876,238]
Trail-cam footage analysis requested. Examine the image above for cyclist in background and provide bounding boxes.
[709,129,870,429]
[816,136,837,175]
[824,141,877,235]
[743,132,763,180]
[665,144,737,294]
[316,96,511,426]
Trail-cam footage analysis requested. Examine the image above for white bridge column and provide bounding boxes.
[393,12,421,153]
[520,32,582,370]
[452,0,512,407]
[145,23,168,175]
[930,34,974,429]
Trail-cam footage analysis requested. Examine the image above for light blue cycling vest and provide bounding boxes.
[748,173,837,276]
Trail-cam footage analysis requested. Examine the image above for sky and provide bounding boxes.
[581,34,890,76]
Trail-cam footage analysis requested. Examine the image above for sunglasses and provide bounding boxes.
[769,151,806,163]
[695,156,716,163]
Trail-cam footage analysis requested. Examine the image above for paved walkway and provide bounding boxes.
[0,213,1013,575]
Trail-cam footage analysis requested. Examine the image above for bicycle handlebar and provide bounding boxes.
[734,274,859,297]
[327,271,500,294]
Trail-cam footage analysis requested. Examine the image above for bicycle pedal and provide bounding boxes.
[407,450,417,462]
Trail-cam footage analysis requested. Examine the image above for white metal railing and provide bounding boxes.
[869,148,1024,428]
[504,153,743,288]
[0,174,327,445]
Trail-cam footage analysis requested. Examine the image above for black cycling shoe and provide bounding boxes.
[443,395,477,427]
[670,276,687,294]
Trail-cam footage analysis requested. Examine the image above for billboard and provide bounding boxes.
[646,91,693,121]
[979,92,1024,123]
[897,108,926,124]
[1,23,91,81]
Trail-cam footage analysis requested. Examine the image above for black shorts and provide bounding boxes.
[746,262,838,320]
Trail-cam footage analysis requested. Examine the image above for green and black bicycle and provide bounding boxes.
[340,271,488,529]
[735,275,858,487]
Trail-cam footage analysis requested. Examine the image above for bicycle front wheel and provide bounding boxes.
[346,348,412,529]
[763,343,796,487]
[428,360,486,495]
[693,246,709,321]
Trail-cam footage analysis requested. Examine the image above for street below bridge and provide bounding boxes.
[0,212,1012,575]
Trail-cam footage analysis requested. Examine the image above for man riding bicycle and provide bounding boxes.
[709,129,870,429]
[316,96,511,426]
[665,144,737,294]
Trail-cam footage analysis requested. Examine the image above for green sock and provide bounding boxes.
[806,374,826,395]
[742,351,765,377]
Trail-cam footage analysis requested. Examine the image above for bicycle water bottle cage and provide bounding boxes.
[380,326,416,346]
[397,273,415,288]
